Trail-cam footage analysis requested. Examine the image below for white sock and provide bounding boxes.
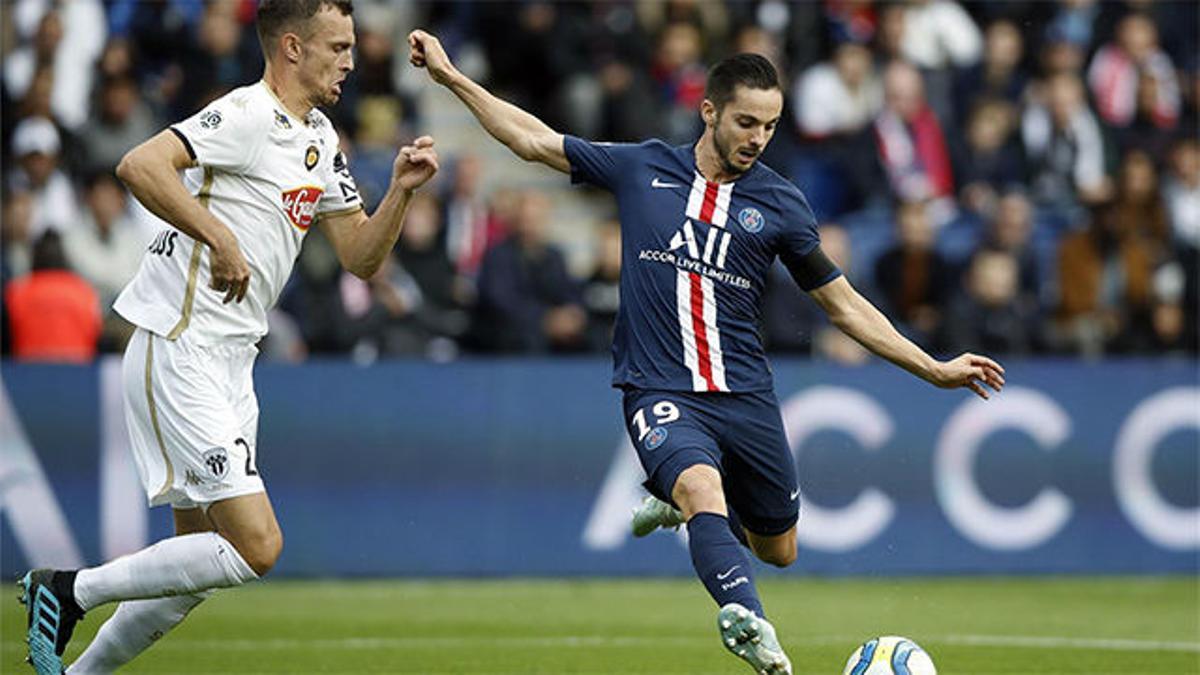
[66,592,211,674]
[74,532,257,611]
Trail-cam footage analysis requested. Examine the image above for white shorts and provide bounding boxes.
[122,327,265,509]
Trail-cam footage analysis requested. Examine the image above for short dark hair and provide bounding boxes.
[256,0,353,57]
[31,231,68,271]
[704,53,780,111]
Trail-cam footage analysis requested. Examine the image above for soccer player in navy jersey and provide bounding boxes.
[410,30,1004,674]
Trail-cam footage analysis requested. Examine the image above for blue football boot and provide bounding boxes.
[19,569,83,675]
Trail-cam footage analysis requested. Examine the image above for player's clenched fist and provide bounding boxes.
[393,135,439,191]
[408,30,456,85]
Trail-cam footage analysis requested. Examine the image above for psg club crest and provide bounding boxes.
[282,186,323,230]
[304,144,320,171]
[645,426,669,451]
[737,207,764,233]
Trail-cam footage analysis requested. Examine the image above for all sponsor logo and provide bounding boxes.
[274,110,291,129]
[282,186,324,230]
[737,207,764,233]
[639,219,752,289]
[202,447,229,479]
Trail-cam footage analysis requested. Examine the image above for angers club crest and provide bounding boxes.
[304,144,320,171]
[202,447,229,479]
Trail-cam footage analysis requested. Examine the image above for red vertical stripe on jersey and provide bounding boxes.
[689,272,718,391]
[698,181,719,224]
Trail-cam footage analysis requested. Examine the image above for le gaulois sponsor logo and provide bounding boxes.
[282,186,323,230]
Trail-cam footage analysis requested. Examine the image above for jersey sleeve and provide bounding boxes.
[318,148,364,217]
[775,185,843,291]
[170,98,262,173]
[562,135,641,191]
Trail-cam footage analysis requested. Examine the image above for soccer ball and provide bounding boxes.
[842,636,937,675]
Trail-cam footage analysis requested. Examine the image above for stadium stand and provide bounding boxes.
[2,0,1196,361]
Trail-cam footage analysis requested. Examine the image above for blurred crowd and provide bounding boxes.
[2,0,1197,364]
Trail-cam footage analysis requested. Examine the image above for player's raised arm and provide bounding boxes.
[319,136,439,279]
[808,275,1006,399]
[116,130,251,304]
[408,29,569,173]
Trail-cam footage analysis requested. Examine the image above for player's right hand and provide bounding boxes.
[209,233,251,304]
[408,30,456,85]
[933,353,1005,400]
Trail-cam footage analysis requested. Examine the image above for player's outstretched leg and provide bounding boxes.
[718,603,793,675]
[66,593,211,674]
[65,506,222,674]
[631,495,684,537]
[673,466,788,673]
[20,569,84,675]
[20,530,258,673]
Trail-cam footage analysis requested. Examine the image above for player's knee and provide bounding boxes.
[236,529,283,576]
[672,468,724,515]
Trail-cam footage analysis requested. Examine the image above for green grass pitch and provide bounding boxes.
[3,577,1197,673]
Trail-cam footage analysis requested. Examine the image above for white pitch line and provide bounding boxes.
[16,636,710,652]
[940,634,1200,653]
[6,634,1195,654]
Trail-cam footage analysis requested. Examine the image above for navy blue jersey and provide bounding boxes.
[564,136,841,393]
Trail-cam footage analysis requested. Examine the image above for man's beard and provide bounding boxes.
[302,71,338,108]
[711,125,749,177]
[315,85,338,108]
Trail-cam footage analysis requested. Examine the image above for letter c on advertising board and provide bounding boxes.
[779,386,896,552]
[935,387,1072,551]
[1113,387,1200,550]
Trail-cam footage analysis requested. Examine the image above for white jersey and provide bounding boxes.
[114,81,363,344]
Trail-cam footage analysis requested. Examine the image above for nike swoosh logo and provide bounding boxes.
[651,178,682,189]
[716,565,741,580]
[789,489,800,501]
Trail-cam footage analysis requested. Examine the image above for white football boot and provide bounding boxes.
[630,495,685,537]
[718,603,792,675]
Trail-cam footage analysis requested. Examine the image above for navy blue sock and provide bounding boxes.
[687,512,764,618]
[725,506,750,548]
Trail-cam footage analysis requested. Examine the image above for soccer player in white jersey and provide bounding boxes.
[19,2,438,673]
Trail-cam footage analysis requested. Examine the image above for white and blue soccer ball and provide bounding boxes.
[842,636,937,675]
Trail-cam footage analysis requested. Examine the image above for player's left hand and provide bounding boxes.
[393,136,438,192]
[932,353,1005,400]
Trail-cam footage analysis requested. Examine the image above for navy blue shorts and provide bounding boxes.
[621,388,799,536]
